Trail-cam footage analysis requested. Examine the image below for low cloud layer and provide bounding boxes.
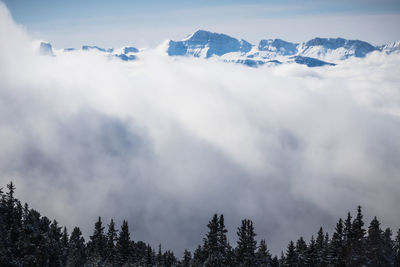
[0,3,400,255]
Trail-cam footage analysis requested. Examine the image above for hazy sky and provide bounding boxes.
[2,0,400,48]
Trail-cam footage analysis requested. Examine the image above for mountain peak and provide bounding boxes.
[168,30,252,58]
[303,37,377,58]
[39,42,54,56]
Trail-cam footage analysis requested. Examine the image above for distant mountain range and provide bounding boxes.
[39,30,400,68]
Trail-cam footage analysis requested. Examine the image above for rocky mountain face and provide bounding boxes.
[39,30,400,68]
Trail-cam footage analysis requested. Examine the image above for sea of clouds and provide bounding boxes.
[1,3,400,255]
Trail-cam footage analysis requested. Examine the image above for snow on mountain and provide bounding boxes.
[45,44,140,61]
[167,30,252,58]
[297,37,377,61]
[257,39,298,57]
[290,56,336,67]
[82,45,114,53]
[378,41,400,54]
[37,30,399,68]
[39,42,54,56]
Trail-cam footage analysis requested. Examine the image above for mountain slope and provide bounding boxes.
[38,30,400,68]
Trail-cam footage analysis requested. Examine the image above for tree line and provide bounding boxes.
[1,182,399,266]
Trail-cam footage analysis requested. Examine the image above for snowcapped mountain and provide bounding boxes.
[38,30,400,68]
[297,38,377,61]
[165,30,400,67]
[379,41,400,54]
[55,44,139,61]
[167,30,251,58]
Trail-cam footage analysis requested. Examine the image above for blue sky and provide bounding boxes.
[3,0,400,48]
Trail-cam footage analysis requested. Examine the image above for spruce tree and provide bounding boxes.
[115,220,132,265]
[157,244,165,266]
[382,227,395,266]
[270,256,279,267]
[236,219,257,267]
[366,216,386,266]
[61,226,69,266]
[316,227,327,266]
[192,245,205,267]
[328,218,346,267]
[105,218,118,266]
[285,240,298,267]
[218,214,228,263]
[351,206,366,266]
[306,235,317,267]
[48,220,63,267]
[256,239,272,266]
[204,214,220,266]
[87,216,106,266]
[343,212,353,266]
[182,249,192,267]
[66,227,86,267]
[295,237,307,267]
[394,229,400,267]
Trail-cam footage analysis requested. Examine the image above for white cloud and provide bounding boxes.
[1,2,400,255]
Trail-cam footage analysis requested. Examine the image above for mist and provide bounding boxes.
[0,3,399,255]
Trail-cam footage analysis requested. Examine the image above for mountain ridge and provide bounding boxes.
[39,30,400,68]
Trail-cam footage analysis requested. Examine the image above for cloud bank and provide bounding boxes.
[0,3,400,255]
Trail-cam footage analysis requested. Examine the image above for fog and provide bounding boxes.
[0,3,399,255]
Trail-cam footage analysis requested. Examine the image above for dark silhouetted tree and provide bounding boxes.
[66,227,86,267]
[236,219,257,267]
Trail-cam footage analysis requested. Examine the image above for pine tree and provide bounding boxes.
[225,242,236,267]
[104,218,118,266]
[115,220,132,265]
[394,229,400,267]
[182,249,192,267]
[328,218,346,267]
[61,226,69,266]
[218,214,228,263]
[351,206,366,266]
[315,227,327,266]
[256,239,272,266]
[192,245,204,267]
[157,244,165,266]
[236,219,257,267]
[204,214,220,266]
[270,256,279,267]
[306,235,317,267]
[285,240,298,267]
[366,216,386,266]
[87,216,106,266]
[382,227,395,266]
[295,237,307,267]
[343,212,353,266]
[163,250,177,267]
[66,227,86,267]
[48,220,63,267]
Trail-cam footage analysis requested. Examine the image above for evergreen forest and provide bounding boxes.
[1,182,399,267]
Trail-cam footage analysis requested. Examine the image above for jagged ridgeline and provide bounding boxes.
[39,29,400,68]
[1,182,400,267]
